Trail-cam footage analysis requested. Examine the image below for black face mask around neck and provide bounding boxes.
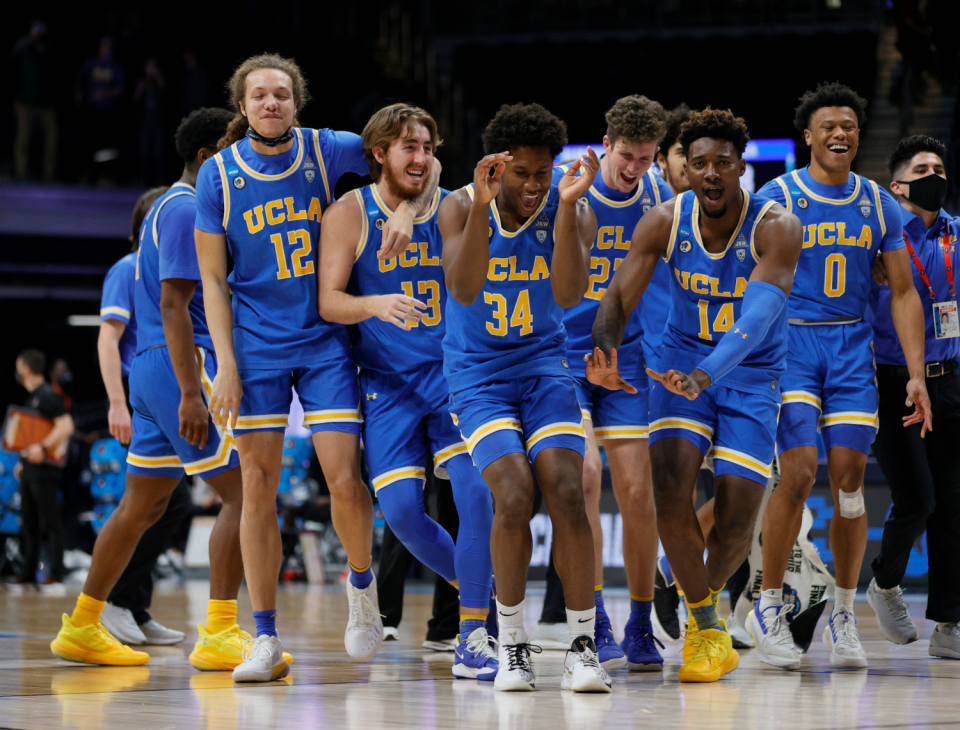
[898,173,948,213]
[246,125,295,147]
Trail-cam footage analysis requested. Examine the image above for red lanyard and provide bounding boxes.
[903,228,955,301]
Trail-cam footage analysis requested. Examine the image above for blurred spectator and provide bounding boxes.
[12,21,58,181]
[180,51,209,118]
[8,350,74,595]
[75,37,124,183]
[133,57,166,185]
[49,359,73,413]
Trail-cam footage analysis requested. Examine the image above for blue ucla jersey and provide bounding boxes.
[135,182,212,354]
[758,167,904,321]
[663,189,786,394]
[100,253,138,375]
[554,165,673,379]
[443,184,569,393]
[349,184,449,374]
[195,127,369,369]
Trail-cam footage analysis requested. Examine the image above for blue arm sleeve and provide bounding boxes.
[696,281,787,385]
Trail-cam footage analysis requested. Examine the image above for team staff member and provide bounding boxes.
[866,134,960,659]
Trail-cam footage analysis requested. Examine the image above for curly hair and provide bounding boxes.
[482,103,567,158]
[604,95,666,145]
[793,81,867,132]
[130,186,169,249]
[678,107,750,158]
[362,103,443,180]
[888,134,947,178]
[175,108,234,163]
[218,54,312,150]
[660,103,692,154]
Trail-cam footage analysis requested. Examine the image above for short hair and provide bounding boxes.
[793,81,867,132]
[604,95,666,146]
[175,108,235,163]
[18,349,45,376]
[362,103,443,180]
[482,103,567,158]
[130,186,169,247]
[888,134,947,178]
[679,107,750,158]
[660,103,692,156]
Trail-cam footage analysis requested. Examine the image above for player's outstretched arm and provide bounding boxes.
[441,153,512,305]
[552,148,599,307]
[161,278,209,450]
[318,195,426,330]
[379,159,443,261]
[590,202,674,392]
[196,229,241,430]
[885,245,932,435]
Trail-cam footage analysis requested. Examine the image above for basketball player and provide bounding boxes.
[51,108,259,671]
[556,95,671,671]
[318,102,497,680]
[749,83,930,669]
[440,102,610,693]
[195,55,439,682]
[589,108,803,682]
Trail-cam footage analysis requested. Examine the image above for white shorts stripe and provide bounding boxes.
[712,446,772,478]
[433,441,468,468]
[372,466,427,492]
[525,421,585,453]
[648,417,714,441]
[462,418,523,454]
[782,390,823,411]
[593,425,650,440]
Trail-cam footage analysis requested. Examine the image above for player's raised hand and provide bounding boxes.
[646,367,709,401]
[379,206,414,262]
[558,146,601,204]
[179,393,210,450]
[903,376,933,437]
[585,347,638,394]
[473,152,512,206]
[370,293,427,330]
[209,366,242,431]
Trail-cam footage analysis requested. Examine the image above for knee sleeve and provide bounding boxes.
[376,478,456,582]
[838,486,865,519]
[446,454,494,608]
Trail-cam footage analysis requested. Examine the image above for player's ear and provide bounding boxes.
[890,180,904,197]
[197,147,215,165]
[739,158,746,177]
[803,128,812,147]
[239,102,247,118]
[602,135,612,154]
[372,147,386,165]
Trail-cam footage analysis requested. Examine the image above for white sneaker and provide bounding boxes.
[140,619,186,645]
[930,622,960,659]
[383,627,400,642]
[726,602,753,649]
[38,582,67,597]
[866,579,918,645]
[232,635,289,682]
[529,622,569,650]
[494,635,538,692]
[345,579,383,661]
[561,636,612,693]
[100,603,147,645]
[823,609,868,668]
[422,638,457,651]
[747,603,801,669]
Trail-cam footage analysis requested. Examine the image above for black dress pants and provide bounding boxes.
[872,367,960,623]
[20,464,65,583]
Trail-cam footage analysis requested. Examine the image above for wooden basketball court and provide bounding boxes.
[0,583,955,729]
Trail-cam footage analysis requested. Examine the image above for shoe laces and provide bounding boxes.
[576,644,604,673]
[877,586,911,623]
[761,605,794,643]
[504,643,540,673]
[466,632,498,661]
[831,610,860,646]
[95,623,130,651]
[627,618,665,653]
[940,622,960,637]
[241,636,276,663]
[691,631,726,662]
[349,591,380,628]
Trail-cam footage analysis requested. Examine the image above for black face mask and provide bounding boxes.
[898,173,948,212]
[246,125,295,147]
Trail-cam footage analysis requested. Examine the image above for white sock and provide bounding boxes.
[567,607,596,644]
[758,588,782,613]
[497,600,527,645]
[833,587,856,616]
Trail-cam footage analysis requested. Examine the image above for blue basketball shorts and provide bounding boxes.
[648,367,780,487]
[448,375,585,475]
[234,357,361,435]
[572,375,649,440]
[361,361,469,493]
[127,346,239,480]
[777,322,878,456]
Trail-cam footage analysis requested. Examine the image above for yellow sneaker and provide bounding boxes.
[681,616,700,664]
[189,624,294,671]
[678,628,739,683]
[50,614,150,666]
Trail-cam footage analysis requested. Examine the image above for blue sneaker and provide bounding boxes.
[452,627,499,681]
[621,616,665,672]
[595,607,626,669]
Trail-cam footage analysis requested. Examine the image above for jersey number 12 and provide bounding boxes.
[272,229,314,279]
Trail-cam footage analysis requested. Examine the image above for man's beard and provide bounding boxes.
[701,203,728,219]
[382,159,424,202]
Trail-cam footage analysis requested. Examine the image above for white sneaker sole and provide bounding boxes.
[452,663,496,680]
[929,642,960,659]
[232,660,289,682]
[345,631,383,661]
[866,589,918,645]
[600,655,626,670]
[822,629,868,668]
[746,612,801,670]
[493,674,535,691]
[561,673,612,693]
[142,634,186,646]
